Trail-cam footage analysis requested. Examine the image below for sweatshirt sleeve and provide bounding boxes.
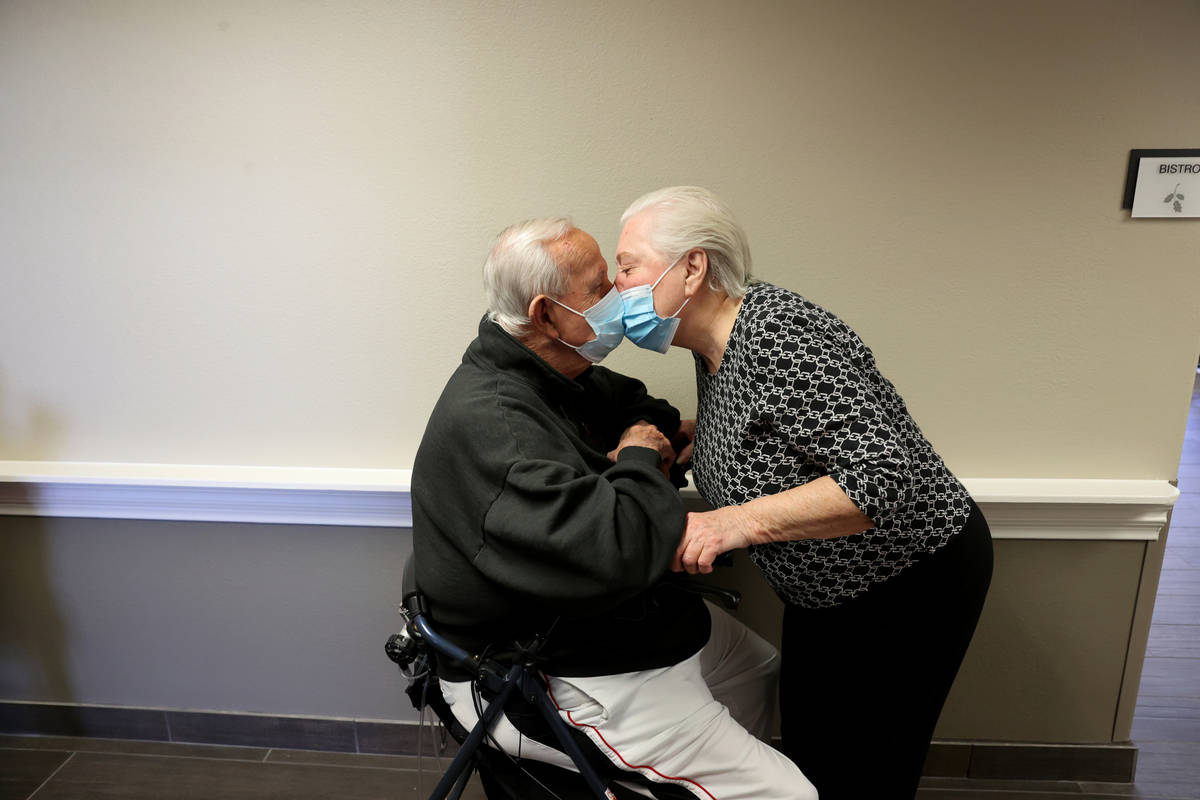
[577,366,682,446]
[750,311,912,524]
[475,442,685,615]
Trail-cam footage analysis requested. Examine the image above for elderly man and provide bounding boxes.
[411,218,816,800]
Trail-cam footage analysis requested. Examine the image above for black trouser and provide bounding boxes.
[779,501,993,800]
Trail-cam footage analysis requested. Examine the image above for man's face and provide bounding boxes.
[546,228,615,347]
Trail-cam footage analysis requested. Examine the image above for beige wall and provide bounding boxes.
[1,0,1197,476]
[940,539,1145,742]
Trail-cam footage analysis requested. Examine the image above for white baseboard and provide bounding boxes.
[0,461,1179,540]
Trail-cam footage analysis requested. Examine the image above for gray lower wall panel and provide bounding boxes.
[0,516,417,722]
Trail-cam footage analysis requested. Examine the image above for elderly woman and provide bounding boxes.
[613,186,993,800]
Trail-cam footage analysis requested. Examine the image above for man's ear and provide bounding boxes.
[527,294,560,339]
[683,248,709,295]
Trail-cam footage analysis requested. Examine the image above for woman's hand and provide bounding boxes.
[671,419,696,467]
[672,505,758,574]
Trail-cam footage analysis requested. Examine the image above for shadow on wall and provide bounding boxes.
[0,369,63,460]
[0,375,76,716]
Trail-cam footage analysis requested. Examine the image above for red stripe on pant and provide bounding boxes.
[543,675,718,800]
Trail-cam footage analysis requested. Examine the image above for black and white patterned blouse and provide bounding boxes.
[691,282,973,609]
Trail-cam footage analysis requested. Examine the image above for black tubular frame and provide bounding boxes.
[392,558,742,800]
[403,607,613,800]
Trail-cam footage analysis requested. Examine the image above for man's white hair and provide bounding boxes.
[620,186,752,299]
[483,216,574,336]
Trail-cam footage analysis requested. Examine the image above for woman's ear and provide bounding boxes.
[683,248,709,295]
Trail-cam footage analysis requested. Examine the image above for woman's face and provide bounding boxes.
[614,211,686,316]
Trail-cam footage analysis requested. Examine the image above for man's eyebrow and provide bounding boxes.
[615,251,633,265]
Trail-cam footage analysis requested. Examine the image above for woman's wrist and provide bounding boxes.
[739,497,774,546]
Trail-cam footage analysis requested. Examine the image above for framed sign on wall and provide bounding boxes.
[1123,149,1200,218]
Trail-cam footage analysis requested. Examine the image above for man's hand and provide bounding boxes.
[672,505,757,574]
[608,420,675,478]
[672,419,696,468]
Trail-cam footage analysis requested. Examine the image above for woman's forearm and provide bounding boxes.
[742,475,875,544]
[673,476,876,574]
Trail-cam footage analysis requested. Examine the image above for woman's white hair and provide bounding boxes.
[620,186,752,299]
[483,216,574,336]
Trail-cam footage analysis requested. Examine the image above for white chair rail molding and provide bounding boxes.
[0,461,1179,539]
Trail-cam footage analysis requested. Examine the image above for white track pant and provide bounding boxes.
[441,602,817,800]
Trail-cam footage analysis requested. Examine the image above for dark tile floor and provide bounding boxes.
[2,374,1198,799]
[0,735,486,800]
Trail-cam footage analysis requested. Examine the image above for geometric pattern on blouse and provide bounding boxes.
[691,282,972,608]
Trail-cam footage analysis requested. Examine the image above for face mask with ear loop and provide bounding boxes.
[547,286,626,363]
[620,258,690,354]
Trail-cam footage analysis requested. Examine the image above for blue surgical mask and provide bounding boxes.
[620,258,690,354]
[549,285,625,363]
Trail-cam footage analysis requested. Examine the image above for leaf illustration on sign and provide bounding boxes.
[1163,183,1185,213]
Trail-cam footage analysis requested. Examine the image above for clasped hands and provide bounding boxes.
[607,419,695,479]
[608,419,749,576]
